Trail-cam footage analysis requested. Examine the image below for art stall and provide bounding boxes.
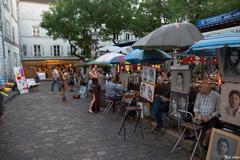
[206,46,240,160]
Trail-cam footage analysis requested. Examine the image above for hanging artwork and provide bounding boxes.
[14,67,29,94]
[169,92,189,119]
[206,128,240,160]
[142,66,157,85]
[140,82,155,102]
[219,83,240,127]
[217,46,240,83]
[170,65,191,94]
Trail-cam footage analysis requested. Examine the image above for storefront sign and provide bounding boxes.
[196,9,240,28]
[14,67,29,94]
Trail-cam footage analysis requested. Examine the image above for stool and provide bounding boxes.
[118,106,144,141]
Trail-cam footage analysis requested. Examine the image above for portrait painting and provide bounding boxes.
[169,92,188,119]
[206,128,240,160]
[170,66,191,93]
[220,83,240,127]
[139,82,155,102]
[141,66,157,85]
[217,46,240,83]
[137,102,151,118]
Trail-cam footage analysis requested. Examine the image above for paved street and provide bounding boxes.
[0,82,191,160]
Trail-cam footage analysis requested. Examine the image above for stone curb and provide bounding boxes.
[3,91,19,104]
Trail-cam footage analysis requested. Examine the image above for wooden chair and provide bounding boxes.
[171,110,203,160]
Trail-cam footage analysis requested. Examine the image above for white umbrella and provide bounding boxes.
[98,45,129,54]
[94,52,124,64]
[133,23,203,51]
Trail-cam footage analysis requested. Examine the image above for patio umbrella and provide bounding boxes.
[94,52,124,64]
[124,49,172,64]
[186,32,240,56]
[98,45,129,54]
[132,23,203,51]
[109,55,125,64]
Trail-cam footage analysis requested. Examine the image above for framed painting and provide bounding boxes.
[137,101,151,118]
[206,128,240,160]
[168,92,189,119]
[142,66,157,85]
[170,65,191,94]
[217,46,240,83]
[220,83,240,127]
[140,82,155,102]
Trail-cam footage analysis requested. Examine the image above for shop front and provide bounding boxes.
[22,57,81,79]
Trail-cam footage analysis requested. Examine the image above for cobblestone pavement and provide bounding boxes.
[0,82,192,160]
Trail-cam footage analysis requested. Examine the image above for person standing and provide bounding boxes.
[88,65,99,113]
[59,68,69,102]
[68,68,75,92]
[50,67,61,94]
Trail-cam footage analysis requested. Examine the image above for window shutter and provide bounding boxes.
[50,46,53,56]
[30,45,33,56]
[60,46,63,56]
[41,46,44,56]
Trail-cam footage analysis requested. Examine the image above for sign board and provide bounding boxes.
[14,67,29,94]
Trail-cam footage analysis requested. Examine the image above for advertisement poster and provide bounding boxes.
[14,67,29,94]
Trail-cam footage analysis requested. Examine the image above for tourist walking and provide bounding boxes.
[68,68,75,92]
[50,67,61,93]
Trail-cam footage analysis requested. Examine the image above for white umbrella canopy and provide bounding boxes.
[98,45,129,54]
[133,22,204,51]
[94,52,124,64]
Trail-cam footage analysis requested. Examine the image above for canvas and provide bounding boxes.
[206,128,240,160]
[169,92,189,119]
[220,83,240,127]
[137,101,151,118]
[217,46,240,83]
[170,67,191,94]
[140,82,155,102]
[142,66,157,85]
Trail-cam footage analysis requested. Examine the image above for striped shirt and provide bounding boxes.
[194,90,220,119]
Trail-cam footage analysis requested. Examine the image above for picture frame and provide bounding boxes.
[206,128,240,160]
[217,46,240,83]
[219,83,240,127]
[142,66,157,85]
[170,65,191,94]
[140,82,155,102]
[137,101,151,118]
[168,92,189,119]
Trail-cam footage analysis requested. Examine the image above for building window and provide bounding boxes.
[22,45,27,56]
[32,26,40,36]
[5,20,10,38]
[33,45,41,56]
[53,45,60,56]
[125,33,130,41]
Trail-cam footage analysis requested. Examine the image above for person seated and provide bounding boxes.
[151,89,170,133]
[185,80,221,150]
[105,77,126,98]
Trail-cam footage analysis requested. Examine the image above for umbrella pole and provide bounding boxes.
[201,56,204,80]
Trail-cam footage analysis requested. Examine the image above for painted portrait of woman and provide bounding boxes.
[224,47,240,76]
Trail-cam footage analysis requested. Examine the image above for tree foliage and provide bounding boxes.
[41,0,240,58]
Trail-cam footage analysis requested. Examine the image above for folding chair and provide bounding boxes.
[103,95,114,113]
[171,110,203,160]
